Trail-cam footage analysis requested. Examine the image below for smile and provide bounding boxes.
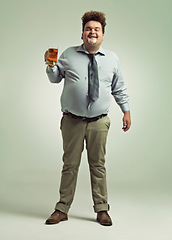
[88,35,97,38]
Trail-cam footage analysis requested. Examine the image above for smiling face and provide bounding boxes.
[81,21,104,53]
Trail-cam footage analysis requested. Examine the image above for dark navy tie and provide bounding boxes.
[88,54,99,102]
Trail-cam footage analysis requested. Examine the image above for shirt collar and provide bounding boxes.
[77,44,105,56]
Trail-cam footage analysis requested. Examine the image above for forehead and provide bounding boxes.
[84,20,102,30]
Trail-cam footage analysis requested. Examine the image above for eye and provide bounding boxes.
[85,27,91,31]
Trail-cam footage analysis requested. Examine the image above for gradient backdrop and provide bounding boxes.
[0,0,172,239]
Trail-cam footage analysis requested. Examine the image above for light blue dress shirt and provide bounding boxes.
[46,44,130,118]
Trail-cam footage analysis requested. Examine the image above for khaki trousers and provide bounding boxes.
[55,114,110,214]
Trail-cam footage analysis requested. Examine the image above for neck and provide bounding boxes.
[84,43,101,54]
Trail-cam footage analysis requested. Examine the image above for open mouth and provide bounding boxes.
[88,35,97,39]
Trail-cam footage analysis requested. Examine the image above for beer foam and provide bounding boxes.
[88,38,97,45]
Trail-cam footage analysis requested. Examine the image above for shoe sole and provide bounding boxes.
[45,218,68,225]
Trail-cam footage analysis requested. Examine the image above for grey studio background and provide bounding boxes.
[0,0,172,239]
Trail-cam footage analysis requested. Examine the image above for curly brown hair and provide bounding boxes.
[81,11,106,33]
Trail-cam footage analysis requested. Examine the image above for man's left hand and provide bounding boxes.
[122,111,131,132]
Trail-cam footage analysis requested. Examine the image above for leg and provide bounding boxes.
[85,116,111,213]
[55,115,87,214]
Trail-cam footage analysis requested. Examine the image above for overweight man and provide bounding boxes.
[44,11,131,226]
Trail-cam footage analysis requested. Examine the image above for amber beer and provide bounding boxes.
[46,48,58,65]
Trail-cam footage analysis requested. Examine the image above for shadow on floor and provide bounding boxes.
[0,200,97,224]
[69,214,96,223]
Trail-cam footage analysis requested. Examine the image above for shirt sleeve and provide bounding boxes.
[111,60,130,112]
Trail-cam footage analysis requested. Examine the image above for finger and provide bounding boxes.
[123,121,131,132]
[123,119,127,128]
[48,64,54,67]
[44,50,48,62]
[122,126,127,131]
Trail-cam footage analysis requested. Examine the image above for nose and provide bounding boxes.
[90,28,96,34]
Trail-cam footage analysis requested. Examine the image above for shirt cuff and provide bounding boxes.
[119,103,130,112]
[46,65,57,73]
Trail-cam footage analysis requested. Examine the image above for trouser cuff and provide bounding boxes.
[93,203,110,213]
[55,202,70,214]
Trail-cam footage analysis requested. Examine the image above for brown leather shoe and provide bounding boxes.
[97,211,112,226]
[45,210,68,224]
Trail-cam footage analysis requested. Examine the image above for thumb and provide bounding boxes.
[123,118,127,128]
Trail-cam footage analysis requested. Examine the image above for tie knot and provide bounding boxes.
[88,54,95,60]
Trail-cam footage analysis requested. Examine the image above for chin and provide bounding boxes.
[89,42,96,46]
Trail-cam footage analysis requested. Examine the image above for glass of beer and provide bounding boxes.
[46,48,58,66]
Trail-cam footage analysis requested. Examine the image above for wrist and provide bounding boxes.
[124,110,130,115]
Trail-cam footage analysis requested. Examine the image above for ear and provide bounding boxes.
[81,33,83,40]
[102,34,104,41]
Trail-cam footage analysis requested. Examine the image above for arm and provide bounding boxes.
[111,63,129,112]
[46,65,63,83]
[111,59,131,131]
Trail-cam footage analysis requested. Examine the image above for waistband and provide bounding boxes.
[63,112,107,123]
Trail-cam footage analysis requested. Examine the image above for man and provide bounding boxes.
[44,11,131,226]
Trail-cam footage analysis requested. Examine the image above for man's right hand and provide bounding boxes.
[44,50,54,68]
